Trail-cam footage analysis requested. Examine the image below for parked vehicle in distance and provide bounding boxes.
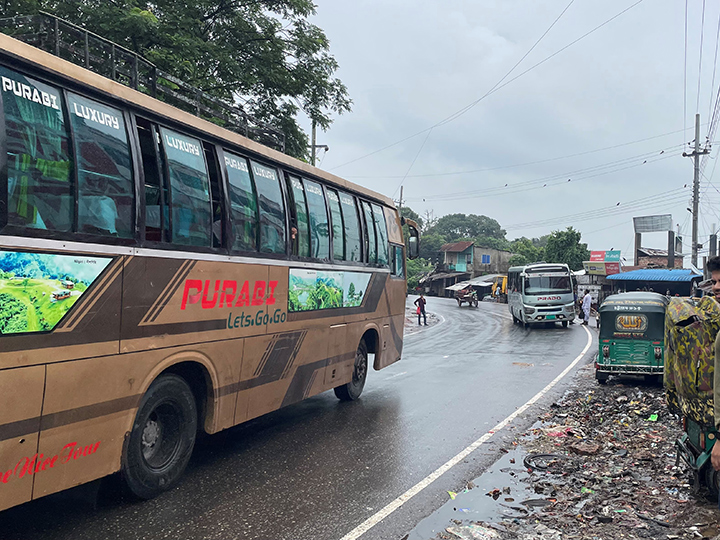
[596,292,668,384]
[508,263,575,328]
[492,275,507,303]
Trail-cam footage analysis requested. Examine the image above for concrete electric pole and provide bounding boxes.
[309,121,329,167]
[684,113,709,267]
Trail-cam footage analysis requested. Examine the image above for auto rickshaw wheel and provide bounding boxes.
[596,370,608,385]
[456,298,462,306]
[473,300,478,307]
[704,462,720,499]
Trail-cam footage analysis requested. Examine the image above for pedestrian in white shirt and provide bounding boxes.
[581,290,592,326]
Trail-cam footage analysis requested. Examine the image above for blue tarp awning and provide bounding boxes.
[606,269,702,282]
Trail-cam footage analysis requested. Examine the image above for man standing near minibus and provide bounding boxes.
[581,289,592,326]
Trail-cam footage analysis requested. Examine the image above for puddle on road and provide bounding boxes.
[407,447,541,540]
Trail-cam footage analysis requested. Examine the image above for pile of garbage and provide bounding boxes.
[435,365,719,540]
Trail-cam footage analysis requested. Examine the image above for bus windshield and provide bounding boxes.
[523,273,571,295]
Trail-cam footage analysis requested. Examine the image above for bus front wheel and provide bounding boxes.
[335,340,368,401]
[121,374,197,499]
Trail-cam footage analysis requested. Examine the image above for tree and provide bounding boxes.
[543,227,589,271]
[418,232,447,262]
[509,237,544,265]
[426,213,506,241]
[3,0,351,160]
[407,258,432,292]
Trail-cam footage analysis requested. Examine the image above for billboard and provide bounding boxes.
[590,250,621,262]
[633,214,672,233]
[583,261,621,276]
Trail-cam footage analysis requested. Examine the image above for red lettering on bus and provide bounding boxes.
[201,280,220,309]
[234,281,250,307]
[221,280,237,307]
[61,442,77,464]
[0,440,100,488]
[181,280,203,310]
[252,281,266,306]
[266,281,278,305]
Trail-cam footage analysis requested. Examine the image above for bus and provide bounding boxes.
[0,25,419,511]
[507,263,575,328]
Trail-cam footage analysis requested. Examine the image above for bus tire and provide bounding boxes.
[121,374,197,500]
[562,321,568,328]
[334,340,368,402]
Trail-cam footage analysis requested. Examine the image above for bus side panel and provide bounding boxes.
[31,339,236,499]
[0,366,45,512]
[239,325,330,422]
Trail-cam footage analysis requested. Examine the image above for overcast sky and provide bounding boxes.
[300,0,720,265]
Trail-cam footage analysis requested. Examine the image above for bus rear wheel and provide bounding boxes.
[335,340,368,401]
[121,374,197,499]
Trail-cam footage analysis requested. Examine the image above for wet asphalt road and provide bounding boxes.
[0,296,595,540]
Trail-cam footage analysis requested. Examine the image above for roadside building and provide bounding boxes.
[606,268,701,296]
[421,241,514,296]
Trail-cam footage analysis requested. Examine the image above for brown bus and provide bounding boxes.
[0,29,419,511]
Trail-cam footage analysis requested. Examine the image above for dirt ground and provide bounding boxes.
[436,364,719,540]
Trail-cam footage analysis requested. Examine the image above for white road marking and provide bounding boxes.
[338,325,594,540]
[383,371,407,381]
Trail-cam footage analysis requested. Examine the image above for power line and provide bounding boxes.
[345,128,692,180]
[329,0,645,172]
[392,128,433,197]
[405,149,679,203]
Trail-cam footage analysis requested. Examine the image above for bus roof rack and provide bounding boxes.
[0,11,286,153]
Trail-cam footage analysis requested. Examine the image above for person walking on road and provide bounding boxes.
[581,290,592,326]
[414,294,427,326]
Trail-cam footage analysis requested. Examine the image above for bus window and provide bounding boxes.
[326,189,344,260]
[159,127,212,247]
[1,66,73,232]
[372,203,389,267]
[361,201,377,264]
[338,191,361,262]
[224,152,257,252]
[203,144,225,249]
[303,179,329,260]
[136,118,168,242]
[392,245,405,278]
[250,161,286,254]
[68,92,133,238]
[287,175,310,257]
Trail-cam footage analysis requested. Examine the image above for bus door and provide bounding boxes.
[0,366,46,511]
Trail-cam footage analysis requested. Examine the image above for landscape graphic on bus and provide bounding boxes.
[289,269,371,311]
[0,250,112,334]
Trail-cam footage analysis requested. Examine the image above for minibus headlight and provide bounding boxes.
[524,306,534,315]
[602,346,609,358]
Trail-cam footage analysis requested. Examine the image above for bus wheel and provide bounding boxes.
[334,340,368,401]
[562,321,568,328]
[121,374,197,499]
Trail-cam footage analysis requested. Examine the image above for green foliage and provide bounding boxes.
[509,237,545,266]
[419,232,447,261]
[0,292,27,333]
[5,0,351,160]
[400,207,423,230]
[426,213,506,241]
[544,227,589,271]
[474,235,510,251]
[407,258,432,292]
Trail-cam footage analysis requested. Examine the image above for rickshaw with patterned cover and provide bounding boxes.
[665,296,720,497]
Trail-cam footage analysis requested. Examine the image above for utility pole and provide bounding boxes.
[684,113,709,267]
[398,186,404,211]
[308,121,329,167]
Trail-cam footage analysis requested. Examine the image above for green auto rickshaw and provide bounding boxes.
[596,292,669,385]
